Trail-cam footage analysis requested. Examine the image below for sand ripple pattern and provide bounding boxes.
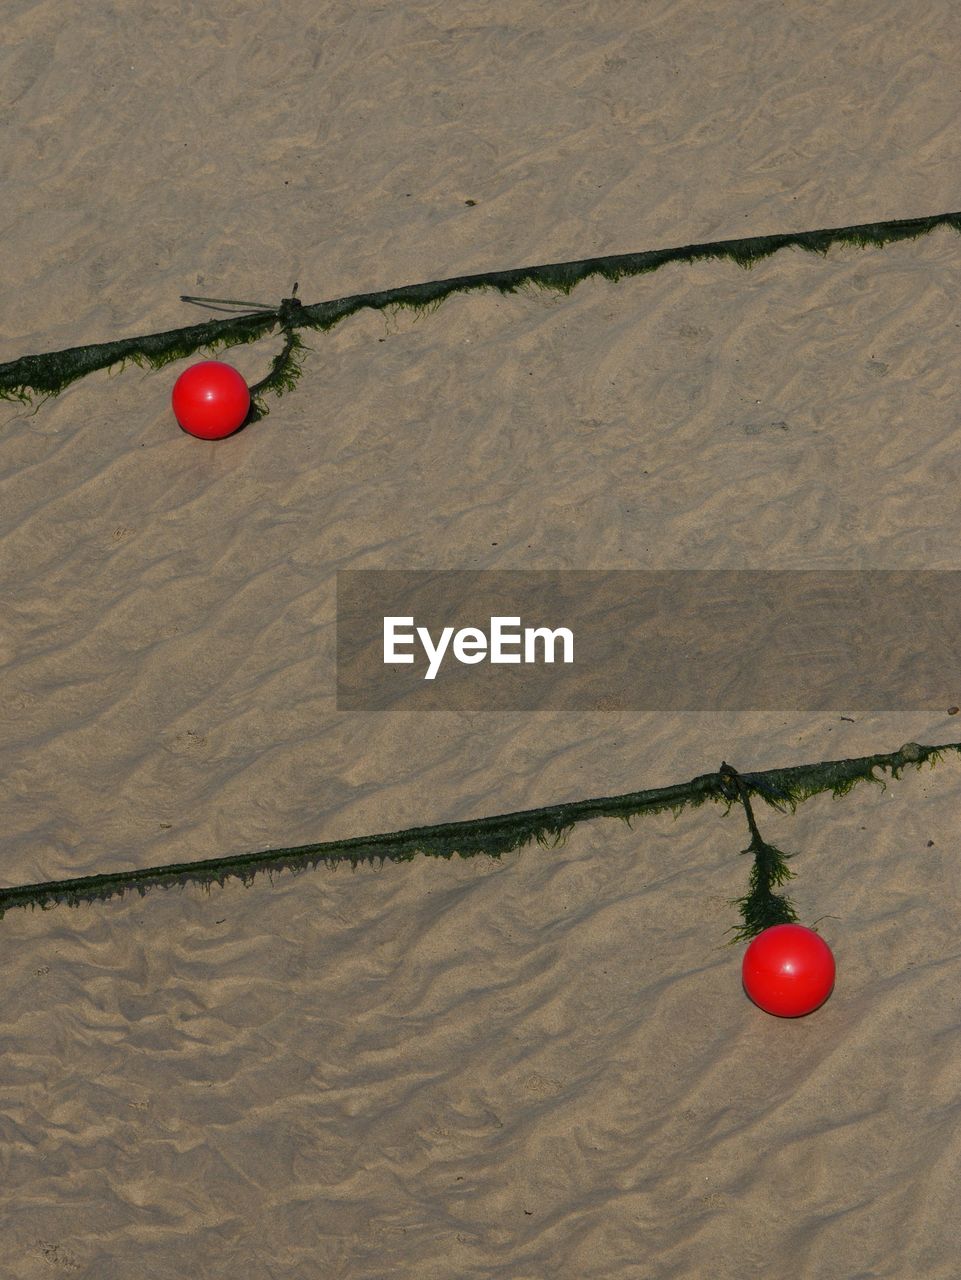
[4,0,961,1275]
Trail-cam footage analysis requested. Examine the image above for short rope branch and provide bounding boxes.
[247,327,308,420]
[721,762,800,943]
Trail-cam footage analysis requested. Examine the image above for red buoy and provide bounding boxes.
[171,361,250,439]
[742,924,835,1017]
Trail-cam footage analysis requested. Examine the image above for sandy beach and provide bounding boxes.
[4,2,961,1275]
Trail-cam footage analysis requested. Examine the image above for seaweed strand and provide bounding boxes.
[3,209,960,410]
[720,762,799,942]
[0,739,952,925]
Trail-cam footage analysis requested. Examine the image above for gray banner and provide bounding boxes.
[336,570,961,710]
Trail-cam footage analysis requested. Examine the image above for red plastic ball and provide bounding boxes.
[742,924,835,1018]
[171,361,250,439]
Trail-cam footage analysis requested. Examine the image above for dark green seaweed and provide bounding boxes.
[3,210,960,415]
[0,740,951,936]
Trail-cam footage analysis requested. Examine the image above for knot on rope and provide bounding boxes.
[278,284,302,329]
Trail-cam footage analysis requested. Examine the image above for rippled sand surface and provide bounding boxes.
[4,2,961,1275]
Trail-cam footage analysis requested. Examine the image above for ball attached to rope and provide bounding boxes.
[171,361,250,439]
[742,923,835,1017]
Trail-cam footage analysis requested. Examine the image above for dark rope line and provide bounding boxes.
[3,209,960,410]
[0,739,951,924]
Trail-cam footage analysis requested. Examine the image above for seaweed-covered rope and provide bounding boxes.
[1,740,951,936]
[3,209,960,416]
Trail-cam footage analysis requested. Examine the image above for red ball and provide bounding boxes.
[742,924,835,1018]
[171,361,250,440]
